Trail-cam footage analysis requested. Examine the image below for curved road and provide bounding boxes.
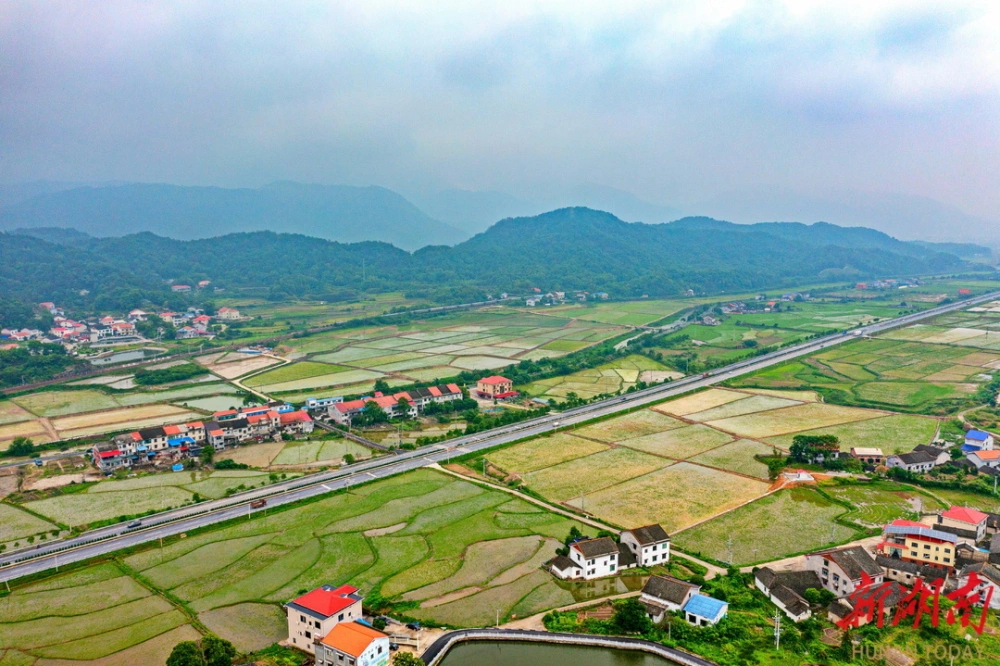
[2,290,997,583]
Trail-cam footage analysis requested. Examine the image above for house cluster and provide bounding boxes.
[855,279,920,291]
[755,504,1000,626]
[547,524,729,627]
[286,585,390,666]
[834,428,997,477]
[157,307,239,339]
[91,402,312,473]
[326,384,464,425]
[525,290,606,307]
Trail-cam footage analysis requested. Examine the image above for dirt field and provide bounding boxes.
[216,441,286,468]
[195,352,282,379]
[49,405,196,433]
[705,402,885,439]
[572,409,685,442]
[652,388,747,416]
[522,447,669,500]
[487,433,608,473]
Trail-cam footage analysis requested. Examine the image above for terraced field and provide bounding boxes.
[0,470,589,664]
[520,355,681,400]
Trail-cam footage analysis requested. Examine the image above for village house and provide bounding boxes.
[314,622,390,666]
[805,545,883,598]
[305,396,344,411]
[279,410,315,434]
[128,309,148,321]
[849,447,885,466]
[620,524,671,567]
[216,307,241,320]
[990,534,1000,565]
[957,563,1000,609]
[682,595,728,627]
[475,375,516,399]
[912,444,951,466]
[639,575,700,623]
[754,567,823,622]
[967,449,1000,470]
[876,519,957,571]
[936,506,989,542]
[963,429,995,452]
[886,450,936,473]
[328,384,462,426]
[170,284,191,292]
[876,554,948,587]
[197,280,211,288]
[285,584,364,655]
[827,583,907,628]
[549,536,619,580]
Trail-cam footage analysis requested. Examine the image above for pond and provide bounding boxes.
[437,641,674,666]
[89,348,165,365]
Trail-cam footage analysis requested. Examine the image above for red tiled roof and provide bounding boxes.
[320,621,385,657]
[942,506,989,525]
[478,376,511,385]
[972,450,1000,461]
[214,409,238,417]
[186,421,204,428]
[446,383,461,393]
[164,425,183,435]
[889,519,927,529]
[291,585,359,618]
[428,386,442,397]
[279,411,312,425]
[98,450,121,459]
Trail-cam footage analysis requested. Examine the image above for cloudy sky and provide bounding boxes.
[2,0,997,226]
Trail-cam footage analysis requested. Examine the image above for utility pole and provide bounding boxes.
[727,536,734,565]
[773,610,782,650]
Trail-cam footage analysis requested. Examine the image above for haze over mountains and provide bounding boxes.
[1,180,996,251]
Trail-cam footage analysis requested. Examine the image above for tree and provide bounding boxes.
[396,396,411,417]
[612,598,652,634]
[393,653,423,666]
[199,445,214,465]
[374,378,390,393]
[8,437,34,457]
[166,641,206,666]
[360,400,389,426]
[201,635,236,666]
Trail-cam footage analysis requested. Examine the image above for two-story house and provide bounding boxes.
[620,524,671,567]
[936,506,989,542]
[805,545,883,598]
[550,537,619,580]
[639,574,700,623]
[957,562,1000,609]
[285,584,364,655]
[877,519,958,571]
[315,622,390,666]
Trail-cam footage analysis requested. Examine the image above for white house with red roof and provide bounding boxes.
[475,375,516,399]
[279,410,314,434]
[216,307,241,320]
[285,584,364,655]
[315,622,390,666]
[936,506,989,542]
[171,284,191,292]
[327,384,462,425]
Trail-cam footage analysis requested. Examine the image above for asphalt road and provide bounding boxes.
[3,290,998,583]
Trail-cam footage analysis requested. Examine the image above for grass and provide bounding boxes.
[766,413,940,454]
[673,487,860,565]
[12,389,119,417]
[522,447,669,501]
[564,462,770,532]
[243,361,349,387]
[683,394,802,422]
[0,401,34,425]
[198,603,288,652]
[652,388,748,416]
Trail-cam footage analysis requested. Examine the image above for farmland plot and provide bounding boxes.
[522,448,669,500]
[487,433,608,473]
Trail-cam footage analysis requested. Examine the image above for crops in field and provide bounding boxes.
[766,414,939,454]
[0,504,58,545]
[0,401,34,425]
[20,470,283,527]
[653,388,747,416]
[821,481,947,528]
[522,447,669,500]
[684,394,802,422]
[573,409,685,442]
[617,425,733,460]
[270,439,371,466]
[673,487,860,565]
[565,462,769,532]
[487,433,608,473]
[0,469,591,663]
[705,402,885,439]
[520,355,679,400]
[689,439,776,479]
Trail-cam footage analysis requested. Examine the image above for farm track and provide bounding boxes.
[2,289,998,583]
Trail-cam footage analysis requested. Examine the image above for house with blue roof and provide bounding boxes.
[682,594,728,627]
[963,429,994,453]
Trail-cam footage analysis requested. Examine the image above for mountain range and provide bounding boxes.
[1,208,987,322]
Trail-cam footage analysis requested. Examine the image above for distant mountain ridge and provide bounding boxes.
[0,208,982,317]
[0,181,467,251]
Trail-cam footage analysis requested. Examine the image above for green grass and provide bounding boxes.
[0,504,57,545]
[244,361,348,387]
[486,433,609,473]
[766,413,940,454]
[821,481,947,528]
[522,447,669,500]
[689,439,775,479]
[673,487,860,565]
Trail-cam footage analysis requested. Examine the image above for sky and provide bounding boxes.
[1,0,998,226]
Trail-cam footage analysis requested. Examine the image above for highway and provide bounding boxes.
[2,289,998,583]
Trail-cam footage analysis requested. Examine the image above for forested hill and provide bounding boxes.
[0,181,466,251]
[0,208,979,317]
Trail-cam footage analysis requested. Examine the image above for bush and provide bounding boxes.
[214,459,250,470]
[134,363,208,386]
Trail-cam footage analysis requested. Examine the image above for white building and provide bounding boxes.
[315,622,390,666]
[621,524,671,567]
[683,595,728,627]
[957,563,1000,609]
[754,567,822,622]
[886,450,936,473]
[936,506,989,542]
[805,545,883,598]
[967,450,1000,470]
[964,430,995,452]
[284,584,364,655]
[550,537,619,580]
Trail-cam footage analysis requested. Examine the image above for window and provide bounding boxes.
[301,615,307,623]
[305,631,312,639]
[315,621,321,628]
[338,613,344,621]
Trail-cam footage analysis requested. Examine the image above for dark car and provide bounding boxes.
[406,622,421,631]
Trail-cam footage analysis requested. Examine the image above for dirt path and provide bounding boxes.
[228,353,287,401]
[431,463,726,579]
[501,590,642,630]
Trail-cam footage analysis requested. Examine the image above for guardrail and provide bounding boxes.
[420,629,717,666]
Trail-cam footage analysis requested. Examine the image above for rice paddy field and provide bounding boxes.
[729,302,1000,414]
[0,504,60,548]
[250,308,629,398]
[0,382,242,451]
[18,470,290,528]
[519,354,682,400]
[820,481,947,528]
[673,487,860,565]
[0,469,591,664]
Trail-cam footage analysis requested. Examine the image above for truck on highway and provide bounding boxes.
[250,499,267,509]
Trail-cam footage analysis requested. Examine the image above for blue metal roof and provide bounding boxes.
[967,430,990,441]
[683,594,728,620]
[962,444,983,453]
[885,524,957,544]
[168,437,196,446]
